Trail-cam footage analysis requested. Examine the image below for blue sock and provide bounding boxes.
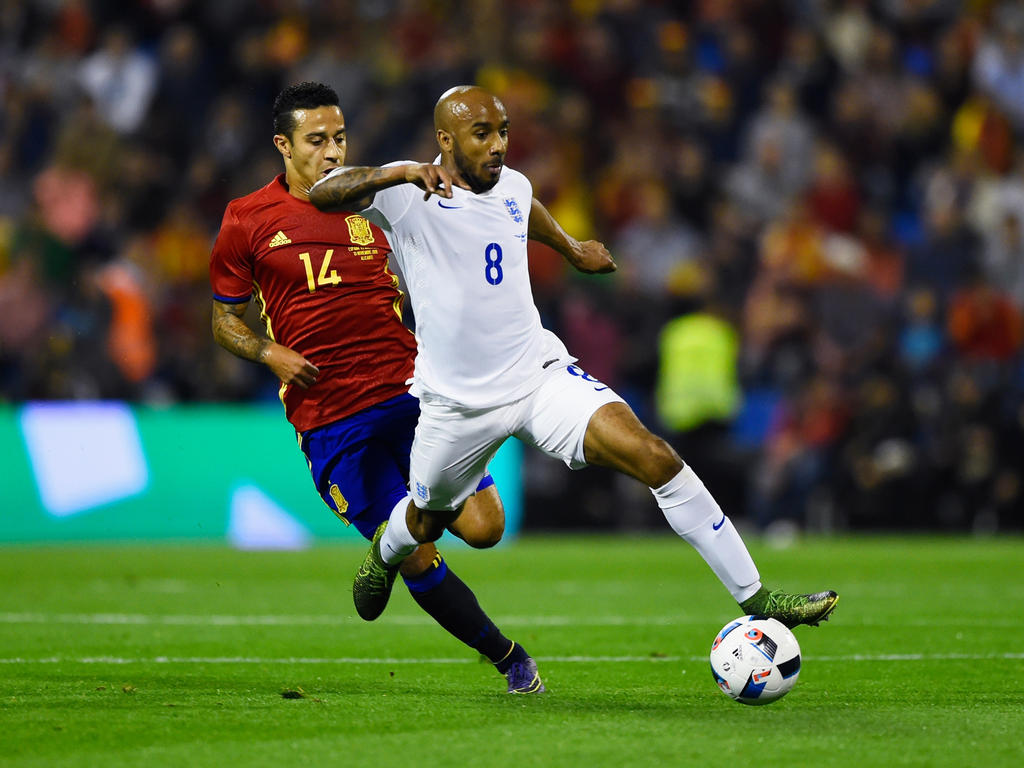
[403,554,527,671]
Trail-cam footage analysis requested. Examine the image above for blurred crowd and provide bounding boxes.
[2,0,1023,533]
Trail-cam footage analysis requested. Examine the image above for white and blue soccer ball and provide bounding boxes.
[709,615,801,705]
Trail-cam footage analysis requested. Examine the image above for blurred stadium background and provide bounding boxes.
[2,0,1023,545]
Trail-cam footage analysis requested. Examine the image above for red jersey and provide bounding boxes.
[209,174,415,432]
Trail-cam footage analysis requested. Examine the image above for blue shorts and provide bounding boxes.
[299,393,493,540]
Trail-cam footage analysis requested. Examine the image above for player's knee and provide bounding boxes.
[409,505,459,542]
[638,434,684,488]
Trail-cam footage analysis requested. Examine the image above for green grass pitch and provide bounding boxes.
[1,535,1021,767]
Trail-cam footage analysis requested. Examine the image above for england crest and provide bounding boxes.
[504,197,523,223]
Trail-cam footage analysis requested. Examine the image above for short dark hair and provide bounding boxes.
[272,82,340,139]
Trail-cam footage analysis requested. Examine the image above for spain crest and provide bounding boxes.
[345,214,375,246]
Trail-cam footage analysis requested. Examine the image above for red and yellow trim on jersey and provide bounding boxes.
[251,279,276,342]
[384,257,407,323]
[251,279,289,406]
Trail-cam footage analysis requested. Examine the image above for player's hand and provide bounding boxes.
[404,164,470,200]
[568,240,617,274]
[261,343,319,389]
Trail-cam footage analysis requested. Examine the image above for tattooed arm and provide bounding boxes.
[309,163,469,211]
[528,197,617,274]
[211,300,319,389]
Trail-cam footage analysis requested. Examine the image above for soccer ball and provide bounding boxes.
[709,615,801,705]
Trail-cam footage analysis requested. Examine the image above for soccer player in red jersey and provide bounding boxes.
[209,82,543,693]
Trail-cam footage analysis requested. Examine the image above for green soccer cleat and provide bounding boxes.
[740,586,839,628]
[353,521,399,621]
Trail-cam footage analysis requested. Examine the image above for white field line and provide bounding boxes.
[0,653,1021,665]
[0,612,676,627]
[1,612,1022,628]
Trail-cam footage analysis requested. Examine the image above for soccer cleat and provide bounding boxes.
[353,522,399,621]
[505,657,546,694]
[740,587,839,628]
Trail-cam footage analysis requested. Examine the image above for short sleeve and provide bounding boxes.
[364,161,418,229]
[209,204,253,303]
[314,162,420,232]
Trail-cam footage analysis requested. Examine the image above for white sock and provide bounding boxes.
[651,465,761,603]
[379,493,418,565]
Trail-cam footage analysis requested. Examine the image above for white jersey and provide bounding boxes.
[352,161,572,408]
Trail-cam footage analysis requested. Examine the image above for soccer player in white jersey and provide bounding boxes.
[311,86,839,643]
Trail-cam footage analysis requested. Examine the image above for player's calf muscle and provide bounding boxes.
[399,542,439,577]
[450,515,503,548]
[453,487,504,548]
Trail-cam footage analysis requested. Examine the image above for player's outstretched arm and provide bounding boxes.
[212,300,319,389]
[310,164,468,211]
[527,197,617,274]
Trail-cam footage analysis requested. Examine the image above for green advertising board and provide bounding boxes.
[0,403,522,546]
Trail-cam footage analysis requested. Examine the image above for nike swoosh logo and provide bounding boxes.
[437,201,462,209]
[712,514,726,531]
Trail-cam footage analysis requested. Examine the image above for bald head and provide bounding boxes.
[434,86,506,132]
[434,86,510,193]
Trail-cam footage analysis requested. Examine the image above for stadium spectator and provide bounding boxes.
[947,268,1023,362]
[972,3,1024,128]
[804,141,862,233]
[981,210,1024,309]
[613,178,702,298]
[77,26,158,135]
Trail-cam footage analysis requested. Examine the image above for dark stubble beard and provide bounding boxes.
[452,141,499,193]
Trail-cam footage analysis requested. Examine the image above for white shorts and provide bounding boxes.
[409,363,625,510]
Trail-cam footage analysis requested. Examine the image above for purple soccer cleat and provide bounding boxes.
[505,657,546,694]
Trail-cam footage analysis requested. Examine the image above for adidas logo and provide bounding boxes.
[268,230,291,248]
